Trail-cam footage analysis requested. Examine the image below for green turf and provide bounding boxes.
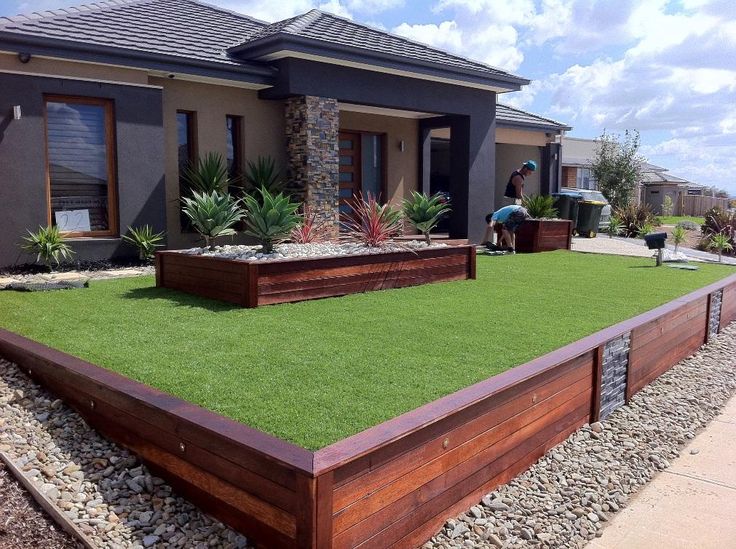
[657,215,705,226]
[0,251,732,450]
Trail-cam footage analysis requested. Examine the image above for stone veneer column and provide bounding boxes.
[284,96,340,238]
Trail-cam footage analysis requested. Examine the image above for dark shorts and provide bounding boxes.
[504,209,529,233]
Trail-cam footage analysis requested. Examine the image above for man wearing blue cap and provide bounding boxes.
[503,160,537,206]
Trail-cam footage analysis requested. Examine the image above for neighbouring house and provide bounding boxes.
[0,0,571,266]
[561,136,598,190]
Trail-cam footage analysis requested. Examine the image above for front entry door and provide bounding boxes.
[339,131,362,218]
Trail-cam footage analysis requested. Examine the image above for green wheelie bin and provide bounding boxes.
[552,192,582,230]
[576,200,605,238]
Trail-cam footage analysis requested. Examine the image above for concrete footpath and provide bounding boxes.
[590,395,736,549]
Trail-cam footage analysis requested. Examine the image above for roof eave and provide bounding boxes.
[0,31,277,85]
[497,119,572,132]
[228,34,530,91]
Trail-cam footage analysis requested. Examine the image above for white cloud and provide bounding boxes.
[215,0,402,21]
[392,21,463,52]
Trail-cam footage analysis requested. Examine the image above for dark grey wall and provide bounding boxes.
[261,59,498,241]
[0,72,165,267]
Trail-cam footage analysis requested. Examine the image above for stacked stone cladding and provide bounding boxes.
[285,96,340,238]
[709,290,723,338]
[599,332,631,421]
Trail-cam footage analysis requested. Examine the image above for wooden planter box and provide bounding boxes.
[155,245,476,308]
[2,275,734,549]
[515,219,572,253]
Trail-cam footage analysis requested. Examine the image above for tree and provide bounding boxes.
[591,130,644,210]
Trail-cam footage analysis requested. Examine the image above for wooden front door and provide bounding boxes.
[339,131,362,217]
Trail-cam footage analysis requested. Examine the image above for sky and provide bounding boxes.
[3,0,736,194]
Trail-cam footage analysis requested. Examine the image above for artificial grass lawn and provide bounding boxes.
[0,251,733,450]
[657,215,705,226]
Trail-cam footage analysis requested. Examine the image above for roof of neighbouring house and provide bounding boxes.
[496,103,571,132]
[0,0,529,89]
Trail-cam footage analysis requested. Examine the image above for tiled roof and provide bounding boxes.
[0,0,266,66]
[231,10,526,82]
[496,103,571,130]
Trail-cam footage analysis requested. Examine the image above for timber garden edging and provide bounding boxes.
[155,245,477,308]
[0,273,734,548]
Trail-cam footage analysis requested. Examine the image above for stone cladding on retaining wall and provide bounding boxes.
[600,333,631,421]
[285,96,340,238]
[709,289,723,338]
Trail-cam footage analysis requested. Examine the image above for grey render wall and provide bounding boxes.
[0,72,165,266]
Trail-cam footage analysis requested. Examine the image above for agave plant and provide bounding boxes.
[402,191,451,245]
[290,206,331,244]
[21,225,74,270]
[242,186,301,253]
[181,191,245,250]
[122,225,165,261]
[181,152,232,195]
[243,156,284,194]
[521,194,558,219]
[343,193,403,247]
[708,232,734,262]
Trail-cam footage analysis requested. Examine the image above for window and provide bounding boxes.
[177,111,196,181]
[177,111,196,230]
[576,168,597,190]
[226,115,243,181]
[44,96,117,236]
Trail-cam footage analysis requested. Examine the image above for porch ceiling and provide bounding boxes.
[339,102,436,119]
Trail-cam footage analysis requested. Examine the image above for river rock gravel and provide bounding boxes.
[427,322,736,549]
[190,240,446,262]
[0,360,251,549]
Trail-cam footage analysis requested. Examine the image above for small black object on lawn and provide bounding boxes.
[644,232,667,266]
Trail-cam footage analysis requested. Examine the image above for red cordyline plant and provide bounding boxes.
[342,193,403,247]
[289,206,331,244]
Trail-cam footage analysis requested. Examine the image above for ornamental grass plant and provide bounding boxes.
[122,225,165,261]
[343,193,403,247]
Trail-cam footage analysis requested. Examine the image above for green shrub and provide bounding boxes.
[662,195,674,217]
[402,192,451,244]
[181,152,232,195]
[708,232,734,262]
[343,193,403,247]
[614,203,656,237]
[671,225,686,253]
[607,216,623,238]
[244,156,284,194]
[21,225,74,269]
[181,191,245,250]
[122,225,165,260]
[521,194,558,219]
[242,187,301,253]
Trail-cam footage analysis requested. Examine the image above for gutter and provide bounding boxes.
[0,32,277,85]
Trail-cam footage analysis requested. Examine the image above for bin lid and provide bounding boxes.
[553,192,583,199]
[580,200,606,205]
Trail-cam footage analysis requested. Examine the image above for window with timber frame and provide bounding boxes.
[44,95,118,237]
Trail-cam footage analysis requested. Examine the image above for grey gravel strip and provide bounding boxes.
[427,323,736,549]
[0,360,251,549]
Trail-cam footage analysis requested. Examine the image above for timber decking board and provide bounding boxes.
[157,246,475,308]
[332,361,593,507]
[345,405,589,549]
[332,387,592,541]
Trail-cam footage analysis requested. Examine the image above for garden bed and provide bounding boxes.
[515,219,573,253]
[156,245,476,307]
[0,254,734,547]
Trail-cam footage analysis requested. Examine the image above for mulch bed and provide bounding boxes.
[0,461,80,549]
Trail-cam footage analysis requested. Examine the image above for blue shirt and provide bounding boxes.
[491,205,522,223]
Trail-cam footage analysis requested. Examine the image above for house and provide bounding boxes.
[560,136,598,190]
[430,103,570,218]
[0,0,567,266]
